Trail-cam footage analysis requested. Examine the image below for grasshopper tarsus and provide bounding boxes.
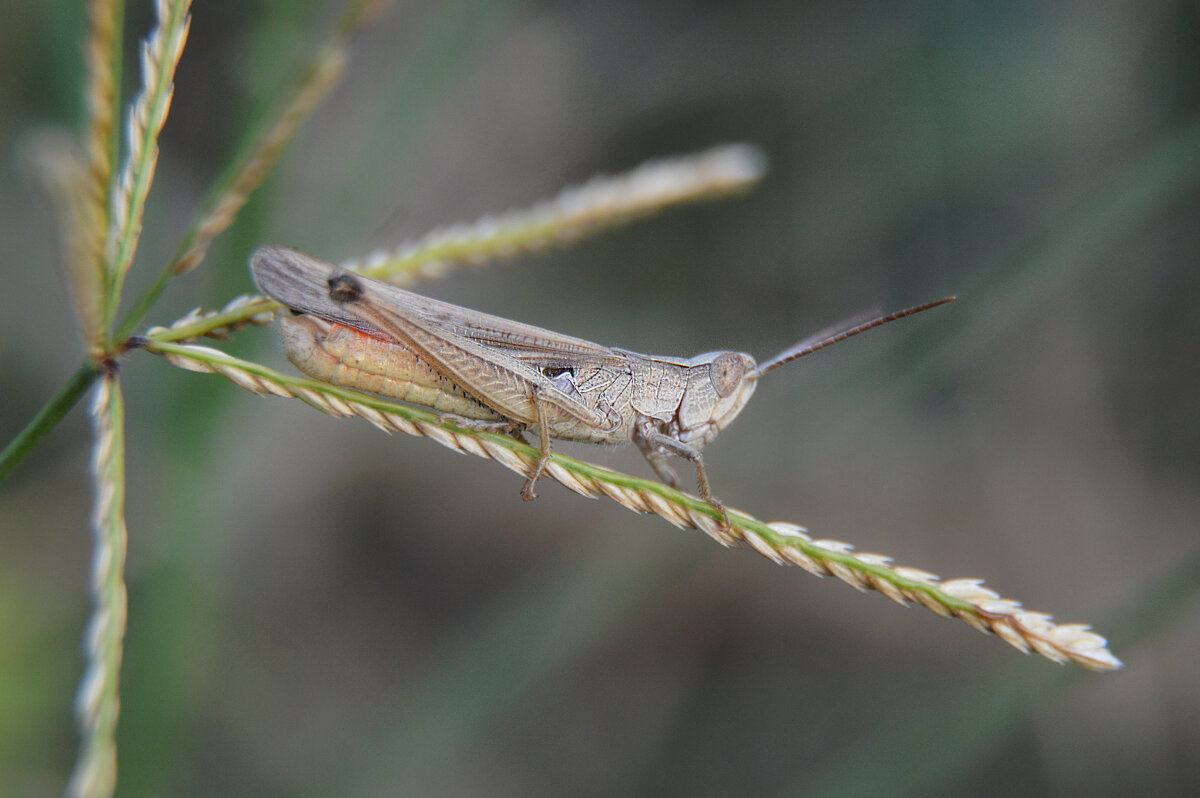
[709,499,734,535]
[520,479,539,501]
[520,446,550,500]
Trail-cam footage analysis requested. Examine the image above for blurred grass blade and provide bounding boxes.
[791,668,1064,798]
[165,43,349,279]
[940,111,1200,370]
[19,131,106,349]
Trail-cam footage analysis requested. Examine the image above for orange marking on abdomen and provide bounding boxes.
[332,322,392,345]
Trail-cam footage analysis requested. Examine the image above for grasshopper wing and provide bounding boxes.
[251,245,612,428]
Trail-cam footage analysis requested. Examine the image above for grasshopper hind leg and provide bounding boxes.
[520,387,555,501]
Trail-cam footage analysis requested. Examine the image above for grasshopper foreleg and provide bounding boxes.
[636,424,732,532]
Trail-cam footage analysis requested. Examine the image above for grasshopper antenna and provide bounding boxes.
[753,296,955,377]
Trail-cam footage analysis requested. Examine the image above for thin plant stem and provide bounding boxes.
[0,362,100,485]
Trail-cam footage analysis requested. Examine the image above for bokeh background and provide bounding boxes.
[2,1,1199,796]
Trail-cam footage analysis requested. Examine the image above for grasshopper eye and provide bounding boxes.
[709,352,746,397]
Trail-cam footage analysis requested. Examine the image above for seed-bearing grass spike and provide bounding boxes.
[251,245,954,527]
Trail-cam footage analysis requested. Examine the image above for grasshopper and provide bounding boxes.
[251,245,953,526]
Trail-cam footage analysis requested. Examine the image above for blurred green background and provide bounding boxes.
[2,1,1199,796]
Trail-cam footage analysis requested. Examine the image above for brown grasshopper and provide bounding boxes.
[251,245,953,525]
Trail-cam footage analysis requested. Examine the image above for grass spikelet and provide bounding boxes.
[57,0,126,345]
[103,0,192,329]
[143,295,277,343]
[141,144,769,345]
[145,338,1123,671]
[81,0,122,279]
[113,3,403,339]
[67,375,128,798]
[341,144,767,285]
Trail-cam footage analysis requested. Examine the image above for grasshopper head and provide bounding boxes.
[678,351,759,444]
[679,298,955,447]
